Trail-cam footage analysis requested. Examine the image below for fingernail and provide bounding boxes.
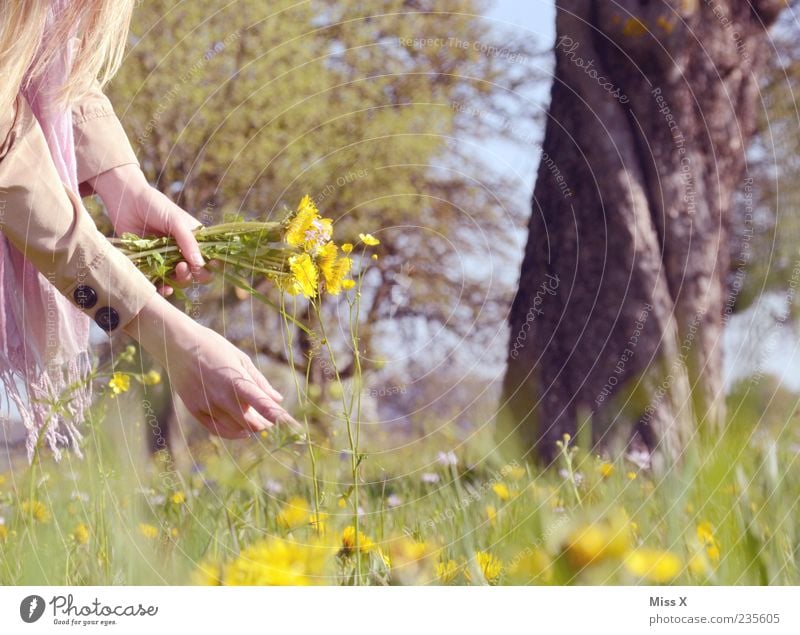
[190,251,205,267]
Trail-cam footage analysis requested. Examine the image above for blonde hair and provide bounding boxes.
[0,0,134,111]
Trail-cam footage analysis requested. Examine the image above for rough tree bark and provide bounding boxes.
[502,0,784,466]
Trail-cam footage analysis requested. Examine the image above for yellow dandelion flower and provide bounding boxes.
[138,523,159,539]
[341,243,353,254]
[318,243,352,296]
[598,462,615,479]
[143,370,161,386]
[224,537,331,585]
[170,527,180,539]
[108,372,130,395]
[696,521,714,544]
[277,497,311,530]
[625,549,682,583]
[474,551,503,584]
[564,519,630,569]
[285,196,319,247]
[170,491,186,505]
[72,523,90,545]
[340,525,374,555]
[341,279,356,291]
[358,233,380,246]
[436,559,461,584]
[492,482,511,502]
[696,521,721,563]
[626,471,637,480]
[20,499,50,523]
[337,497,347,509]
[371,253,378,260]
[288,253,318,299]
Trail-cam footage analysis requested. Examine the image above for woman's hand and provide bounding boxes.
[88,164,212,296]
[125,293,297,439]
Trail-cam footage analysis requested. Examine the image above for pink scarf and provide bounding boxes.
[0,0,93,461]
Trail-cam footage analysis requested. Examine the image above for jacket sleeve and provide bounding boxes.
[71,81,139,188]
[0,95,156,332]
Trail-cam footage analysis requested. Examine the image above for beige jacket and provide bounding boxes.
[0,85,156,332]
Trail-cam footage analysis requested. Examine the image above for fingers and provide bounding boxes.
[166,260,215,290]
[169,213,205,272]
[242,404,274,433]
[195,412,250,440]
[242,357,284,402]
[231,377,297,430]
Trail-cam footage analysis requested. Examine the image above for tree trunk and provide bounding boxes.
[502,0,783,466]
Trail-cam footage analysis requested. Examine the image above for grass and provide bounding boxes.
[1,387,798,586]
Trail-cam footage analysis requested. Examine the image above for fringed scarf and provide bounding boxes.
[0,0,93,461]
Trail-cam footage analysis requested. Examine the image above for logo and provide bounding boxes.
[20,595,45,623]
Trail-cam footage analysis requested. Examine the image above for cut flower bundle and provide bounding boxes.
[113,195,379,301]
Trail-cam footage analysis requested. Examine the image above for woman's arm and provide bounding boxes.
[71,83,211,295]
[0,95,292,438]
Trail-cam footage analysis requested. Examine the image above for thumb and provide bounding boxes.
[170,213,205,270]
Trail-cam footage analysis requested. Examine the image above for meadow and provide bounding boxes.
[1,379,798,586]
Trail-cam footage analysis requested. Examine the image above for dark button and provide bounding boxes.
[73,284,98,309]
[94,306,120,332]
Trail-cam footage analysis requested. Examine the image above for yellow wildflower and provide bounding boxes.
[358,233,380,246]
[20,499,50,523]
[564,519,630,569]
[341,279,356,291]
[72,523,90,545]
[436,559,461,584]
[626,471,637,480]
[143,370,161,385]
[223,537,331,585]
[288,253,318,299]
[486,505,497,526]
[340,525,374,555]
[507,465,526,481]
[474,551,503,584]
[696,521,720,563]
[625,549,682,583]
[170,491,186,505]
[0,524,8,541]
[138,523,159,539]
[492,482,511,502]
[318,243,352,295]
[341,243,353,254]
[285,196,319,247]
[108,372,130,395]
[277,497,311,530]
[598,462,615,479]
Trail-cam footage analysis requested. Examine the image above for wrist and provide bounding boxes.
[90,164,149,219]
[124,292,198,357]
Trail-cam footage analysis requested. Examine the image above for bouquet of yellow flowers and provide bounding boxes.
[114,195,379,302]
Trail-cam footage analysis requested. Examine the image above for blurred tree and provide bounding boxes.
[105,0,542,435]
[503,0,786,465]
